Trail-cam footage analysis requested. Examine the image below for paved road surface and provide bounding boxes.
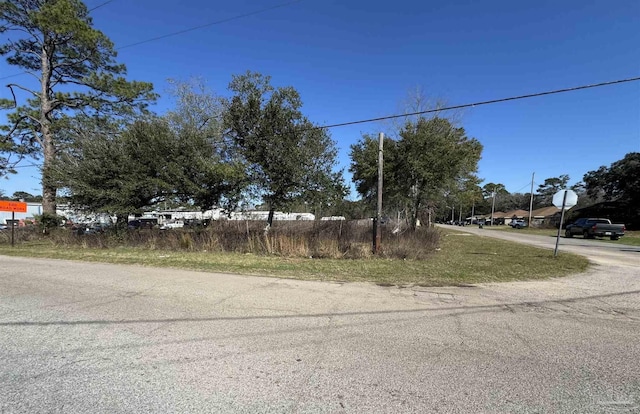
[1,231,639,413]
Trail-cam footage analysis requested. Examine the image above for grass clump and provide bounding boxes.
[0,221,440,260]
[0,224,589,287]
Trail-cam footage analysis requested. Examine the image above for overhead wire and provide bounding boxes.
[0,0,303,80]
[118,0,303,50]
[513,182,532,193]
[311,76,640,130]
[89,0,115,12]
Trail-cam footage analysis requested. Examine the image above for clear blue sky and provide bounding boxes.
[1,0,639,198]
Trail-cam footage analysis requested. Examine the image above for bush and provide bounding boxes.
[6,220,440,260]
[34,213,64,234]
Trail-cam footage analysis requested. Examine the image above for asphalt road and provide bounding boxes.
[1,230,639,413]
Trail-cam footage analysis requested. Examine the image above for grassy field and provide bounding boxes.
[0,228,589,287]
[485,225,640,246]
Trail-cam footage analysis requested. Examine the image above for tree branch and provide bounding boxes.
[2,113,43,150]
[7,83,40,98]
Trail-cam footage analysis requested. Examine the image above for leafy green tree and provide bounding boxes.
[583,152,640,227]
[0,0,156,214]
[396,118,482,228]
[535,175,569,207]
[500,192,532,212]
[568,181,596,209]
[454,176,484,218]
[11,190,42,201]
[331,199,371,220]
[55,119,173,223]
[349,134,401,213]
[223,71,347,226]
[165,78,248,212]
[350,117,482,229]
[55,118,230,224]
[481,183,508,200]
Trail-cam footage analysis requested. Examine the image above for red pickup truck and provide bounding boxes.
[564,218,625,240]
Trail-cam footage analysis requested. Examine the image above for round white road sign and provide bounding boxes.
[553,189,578,210]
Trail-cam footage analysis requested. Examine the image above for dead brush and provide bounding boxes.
[11,220,441,259]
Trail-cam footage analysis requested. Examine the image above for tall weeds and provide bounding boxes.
[1,221,440,260]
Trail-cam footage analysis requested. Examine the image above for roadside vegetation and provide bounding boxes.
[0,225,588,286]
[1,221,440,260]
[0,0,632,286]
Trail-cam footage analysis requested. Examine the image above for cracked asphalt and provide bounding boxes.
[1,230,639,413]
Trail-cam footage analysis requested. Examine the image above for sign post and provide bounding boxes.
[552,190,578,257]
[0,200,27,247]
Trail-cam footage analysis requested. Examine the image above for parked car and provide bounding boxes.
[128,218,158,230]
[85,223,111,234]
[127,220,142,230]
[564,218,625,240]
[160,220,184,230]
[509,219,527,229]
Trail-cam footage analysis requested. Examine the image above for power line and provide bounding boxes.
[513,182,532,193]
[0,72,26,81]
[89,0,115,12]
[313,76,640,130]
[11,163,41,169]
[0,0,302,80]
[118,0,303,50]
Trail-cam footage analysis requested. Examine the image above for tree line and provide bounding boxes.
[1,1,638,229]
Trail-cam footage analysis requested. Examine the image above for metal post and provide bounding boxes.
[375,132,383,254]
[11,211,15,247]
[554,190,568,257]
[528,172,535,227]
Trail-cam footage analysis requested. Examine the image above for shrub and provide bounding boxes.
[34,213,64,234]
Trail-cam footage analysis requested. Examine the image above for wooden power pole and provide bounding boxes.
[375,132,383,254]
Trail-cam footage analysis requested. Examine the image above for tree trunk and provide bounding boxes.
[41,135,56,215]
[267,208,275,227]
[410,198,421,231]
[410,188,421,231]
[40,41,56,215]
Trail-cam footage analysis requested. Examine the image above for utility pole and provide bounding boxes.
[490,186,496,225]
[528,172,535,227]
[374,132,383,254]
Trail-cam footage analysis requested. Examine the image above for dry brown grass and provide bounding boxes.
[1,220,440,260]
[0,227,589,286]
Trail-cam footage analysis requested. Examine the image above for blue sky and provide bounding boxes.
[1,0,639,198]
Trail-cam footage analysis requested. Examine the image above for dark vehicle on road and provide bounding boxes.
[565,218,625,240]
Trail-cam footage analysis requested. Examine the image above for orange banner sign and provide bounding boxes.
[0,200,27,213]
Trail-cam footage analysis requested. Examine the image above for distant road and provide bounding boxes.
[436,224,640,268]
[1,241,639,412]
